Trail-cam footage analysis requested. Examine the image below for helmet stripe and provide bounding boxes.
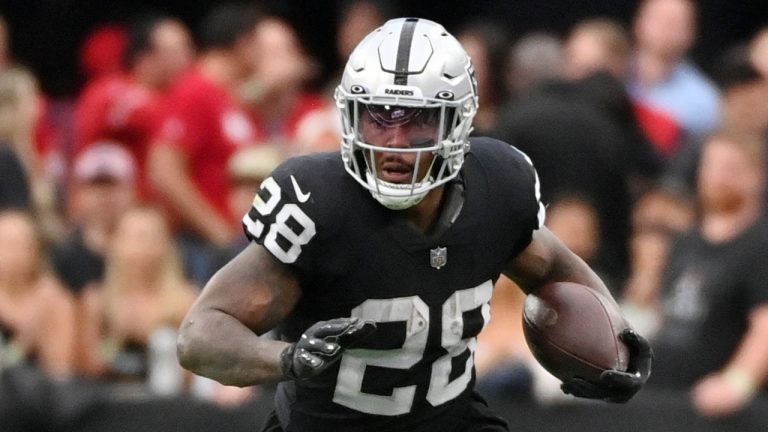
[394,18,419,85]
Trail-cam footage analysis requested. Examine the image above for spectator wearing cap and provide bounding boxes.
[51,142,137,296]
[78,24,128,82]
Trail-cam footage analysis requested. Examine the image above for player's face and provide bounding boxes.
[358,105,440,184]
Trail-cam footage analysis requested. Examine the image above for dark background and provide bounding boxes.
[1,0,768,98]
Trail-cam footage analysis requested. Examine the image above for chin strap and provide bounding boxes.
[365,174,433,210]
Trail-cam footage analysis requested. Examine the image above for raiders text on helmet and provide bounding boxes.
[335,18,479,209]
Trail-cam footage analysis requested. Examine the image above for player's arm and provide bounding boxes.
[148,144,235,247]
[503,226,612,299]
[177,242,375,386]
[177,242,298,385]
[503,227,652,403]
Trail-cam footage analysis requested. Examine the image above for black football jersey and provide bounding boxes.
[243,137,544,432]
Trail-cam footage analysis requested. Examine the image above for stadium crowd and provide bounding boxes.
[1,0,768,430]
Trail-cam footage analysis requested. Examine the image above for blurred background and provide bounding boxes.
[2,0,768,431]
[4,0,768,97]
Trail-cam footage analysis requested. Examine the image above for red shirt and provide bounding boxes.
[633,102,682,159]
[251,93,332,146]
[74,73,162,196]
[153,68,258,224]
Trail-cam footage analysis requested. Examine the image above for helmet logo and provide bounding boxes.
[384,88,414,96]
[437,90,454,100]
[351,85,366,94]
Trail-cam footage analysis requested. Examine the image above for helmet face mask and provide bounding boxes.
[335,18,478,210]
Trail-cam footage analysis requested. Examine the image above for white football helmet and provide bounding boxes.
[335,18,478,210]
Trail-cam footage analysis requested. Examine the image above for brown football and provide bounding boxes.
[522,282,630,383]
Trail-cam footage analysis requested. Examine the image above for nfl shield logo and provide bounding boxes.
[430,247,447,269]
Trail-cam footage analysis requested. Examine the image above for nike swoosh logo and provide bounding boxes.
[290,175,311,203]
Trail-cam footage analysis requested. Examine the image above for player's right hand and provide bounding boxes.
[280,317,376,381]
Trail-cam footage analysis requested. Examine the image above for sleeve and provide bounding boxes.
[480,139,545,258]
[241,157,320,270]
[509,145,547,257]
[512,145,547,230]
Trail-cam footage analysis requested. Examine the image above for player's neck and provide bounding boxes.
[403,186,445,233]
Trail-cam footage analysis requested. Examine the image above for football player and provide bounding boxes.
[177,18,652,432]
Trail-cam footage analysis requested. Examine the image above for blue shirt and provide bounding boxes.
[629,60,721,137]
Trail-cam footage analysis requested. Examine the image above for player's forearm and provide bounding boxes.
[177,245,301,386]
[507,228,614,301]
[177,309,289,386]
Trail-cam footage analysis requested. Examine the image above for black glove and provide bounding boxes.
[560,328,653,403]
[280,317,376,381]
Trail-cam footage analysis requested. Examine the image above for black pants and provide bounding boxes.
[259,391,508,432]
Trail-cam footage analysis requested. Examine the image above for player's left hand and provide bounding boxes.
[560,329,653,403]
[280,317,376,381]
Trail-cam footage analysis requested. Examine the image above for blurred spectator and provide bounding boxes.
[505,32,564,100]
[0,140,30,210]
[52,143,137,295]
[149,4,263,284]
[0,209,76,378]
[244,16,339,154]
[213,145,287,272]
[335,0,396,65]
[327,0,397,99]
[748,26,768,80]
[0,15,13,71]
[621,188,694,336]
[0,67,64,241]
[493,79,640,287]
[74,14,194,200]
[563,18,632,81]
[647,130,768,418]
[474,277,532,400]
[661,45,768,199]
[77,206,197,381]
[575,73,663,198]
[226,145,285,230]
[545,195,601,268]
[0,15,66,204]
[457,20,510,136]
[622,46,766,321]
[628,0,721,137]
[78,24,128,82]
[563,17,682,158]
